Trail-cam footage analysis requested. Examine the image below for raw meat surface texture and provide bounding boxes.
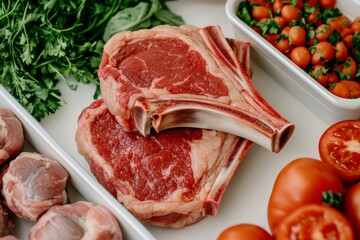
[76,100,252,228]
[0,201,14,237]
[2,152,69,221]
[28,201,122,240]
[0,108,23,164]
[98,25,294,153]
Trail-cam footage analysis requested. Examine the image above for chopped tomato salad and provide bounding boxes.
[237,0,360,99]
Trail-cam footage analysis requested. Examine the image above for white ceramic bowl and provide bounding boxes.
[225,0,360,124]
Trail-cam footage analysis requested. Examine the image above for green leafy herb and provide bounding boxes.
[352,32,360,63]
[320,7,341,24]
[237,1,256,27]
[322,191,342,209]
[0,0,184,120]
[256,16,281,36]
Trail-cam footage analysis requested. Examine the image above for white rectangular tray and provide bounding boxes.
[226,0,360,124]
[0,84,156,240]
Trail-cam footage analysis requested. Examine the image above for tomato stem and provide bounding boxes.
[322,191,342,209]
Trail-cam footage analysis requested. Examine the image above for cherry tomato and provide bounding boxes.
[328,73,339,85]
[276,38,293,55]
[319,120,360,182]
[329,18,345,32]
[272,0,284,15]
[311,41,335,65]
[289,26,306,46]
[252,6,271,21]
[338,15,352,29]
[330,81,350,98]
[273,204,354,240]
[340,28,354,40]
[344,181,360,239]
[266,33,280,46]
[291,46,311,68]
[315,24,332,42]
[344,34,354,49]
[339,56,357,79]
[305,0,319,7]
[267,158,344,232]
[217,224,273,240]
[319,0,336,9]
[311,65,329,87]
[341,80,360,98]
[281,5,301,23]
[351,16,360,33]
[252,25,262,35]
[306,10,320,24]
[335,41,348,62]
[274,16,285,29]
[280,26,291,37]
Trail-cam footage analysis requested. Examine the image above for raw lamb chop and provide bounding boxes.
[2,152,69,221]
[28,201,122,240]
[0,108,24,164]
[98,25,294,153]
[76,99,252,228]
[0,201,14,237]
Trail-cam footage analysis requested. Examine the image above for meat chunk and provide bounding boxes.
[76,100,252,228]
[2,152,69,221]
[28,201,122,240]
[0,201,14,237]
[0,108,24,164]
[98,25,294,153]
[0,236,19,240]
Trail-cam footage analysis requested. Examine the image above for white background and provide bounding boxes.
[14,1,332,239]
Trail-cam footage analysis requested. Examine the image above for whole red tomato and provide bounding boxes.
[274,204,354,240]
[267,158,344,232]
[217,223,273,240]
[345,181,360,239]
[319,120,360,182]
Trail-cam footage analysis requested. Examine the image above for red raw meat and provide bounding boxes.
[76,99,252,228]
[0,108,23,164]
[98,25,294,153]
[29,201,122,240]
[2,152,69,221]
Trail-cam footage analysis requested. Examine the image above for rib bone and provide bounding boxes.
[98,25,294,153]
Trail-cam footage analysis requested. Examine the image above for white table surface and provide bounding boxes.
[14,1,330,239]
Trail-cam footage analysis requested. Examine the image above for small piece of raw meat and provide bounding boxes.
[28,201,122,240]
[0,108,23,164]
[2,152,69,221]
[98,25,294,153]
[76,100,252,228]
[0,201,14,237]
[0,236,19,240]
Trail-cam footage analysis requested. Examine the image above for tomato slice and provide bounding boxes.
[274,204,354,240]
[318,120,360,182]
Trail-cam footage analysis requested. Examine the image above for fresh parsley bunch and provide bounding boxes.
[0,0,184,120]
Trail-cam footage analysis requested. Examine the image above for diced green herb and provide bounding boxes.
[256,16,282,36]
